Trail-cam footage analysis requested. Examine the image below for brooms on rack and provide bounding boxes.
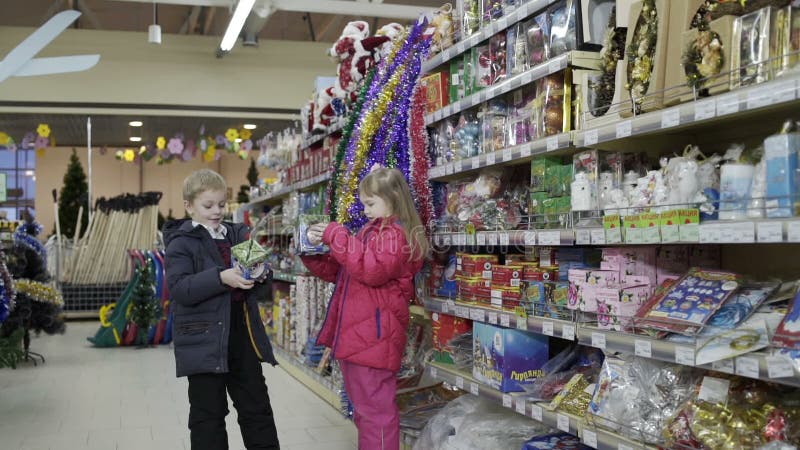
[62,192,162,285]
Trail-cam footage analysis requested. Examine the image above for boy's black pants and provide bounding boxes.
[187,304,280,450]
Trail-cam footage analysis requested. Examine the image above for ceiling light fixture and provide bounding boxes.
[24,170,34,177]
[235,138,243,143]
[129,136,142,142]
[129,120,143,127]
[148,1,162,44]
[219,0,256,53]
[243,123,257,130]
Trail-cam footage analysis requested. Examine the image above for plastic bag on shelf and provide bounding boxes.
[524,13,550,67]
[548,0,577,57]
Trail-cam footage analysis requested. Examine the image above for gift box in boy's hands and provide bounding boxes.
[232,239,272,280]
[472,322,548,392]
[295,215,330,255]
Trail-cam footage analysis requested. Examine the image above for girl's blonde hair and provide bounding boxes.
[360,168,429,262]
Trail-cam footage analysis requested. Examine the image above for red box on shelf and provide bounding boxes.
[524,266,559,282]
[491,265,523,288]
[432,313,472,364]
[420,71,450,114]
[456,253,498,279]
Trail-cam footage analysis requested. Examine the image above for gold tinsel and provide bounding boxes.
[13,279,63,307]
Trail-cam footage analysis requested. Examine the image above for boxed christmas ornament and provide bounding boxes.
[776,5,800,75]
[678,15,737,103]
[432,312,473,364]
[731,7,778,89]
[524,12,551,67]
[619,0,672,116]
[420,71,450,114]
[472,322,549,392]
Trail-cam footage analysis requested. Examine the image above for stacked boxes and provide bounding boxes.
[473,322,549,392]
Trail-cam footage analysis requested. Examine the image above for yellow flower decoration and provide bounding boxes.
[123,149,136,162]
[240,129,252,140]
[225,128,239,142]
[115,150,125,160]
[238,150,248,160]
[203,147,216,162]
[37,123,51,138]
[156,136,166,150]
[0,132,10,145]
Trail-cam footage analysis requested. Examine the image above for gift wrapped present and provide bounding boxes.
[232,239,271,280]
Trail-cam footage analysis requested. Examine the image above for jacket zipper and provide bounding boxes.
[243,303,265,361]
[375,308,381,338]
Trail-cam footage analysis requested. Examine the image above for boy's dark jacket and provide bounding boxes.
[163,219,277,377]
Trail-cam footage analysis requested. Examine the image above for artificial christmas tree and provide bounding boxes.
[127,262,159,348]
[57,149,89,239]
[238,159,260,204]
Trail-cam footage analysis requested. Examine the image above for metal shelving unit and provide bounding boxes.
[272,346,340,410]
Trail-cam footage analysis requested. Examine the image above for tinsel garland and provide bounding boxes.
[14,227,47,262]
[0,251,16,324]
[328,21,434,232]
[409,85,435,233]
[13,279,63,307]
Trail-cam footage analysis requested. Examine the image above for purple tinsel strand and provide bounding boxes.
[345,34,430,231]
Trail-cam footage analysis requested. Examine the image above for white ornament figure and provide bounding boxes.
[604,188,630,216]
[598,171,616,210]
[666,157,699,207]
[571,172,595,211]
[622,170,639,199]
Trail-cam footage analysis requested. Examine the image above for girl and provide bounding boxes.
[302,168,429,450]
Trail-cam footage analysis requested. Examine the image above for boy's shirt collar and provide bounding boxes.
[192,221,227,239]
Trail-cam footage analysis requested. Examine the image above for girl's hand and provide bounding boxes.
[307,222,328,246]
[220,268,255,290]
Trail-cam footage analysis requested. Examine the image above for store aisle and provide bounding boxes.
[0,321,357,450]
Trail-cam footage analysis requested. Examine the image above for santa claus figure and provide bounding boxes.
[329,21,390,101]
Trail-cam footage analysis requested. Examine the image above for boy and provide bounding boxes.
[163,169,280,450]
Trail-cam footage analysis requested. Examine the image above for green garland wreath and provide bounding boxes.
[683,29,725,94]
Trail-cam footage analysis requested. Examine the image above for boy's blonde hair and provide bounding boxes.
[359,168,429,262]
[183,169,227,202]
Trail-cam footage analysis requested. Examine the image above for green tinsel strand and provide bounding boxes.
[328,68,377,222]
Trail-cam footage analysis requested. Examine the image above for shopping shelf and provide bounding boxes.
[272,345,340,410]
[425,361,654,450]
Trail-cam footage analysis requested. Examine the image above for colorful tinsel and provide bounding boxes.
[14,222,47,263]
[328,20,434,232]
[0,251,16,324]
[13,279,63,307]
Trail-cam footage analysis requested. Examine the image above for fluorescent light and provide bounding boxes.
[243,123,257,130]
[220,0,256,52]
[129,120,143,127]
[24,170,34,176]
[235,138,242,143]
[129,136,142,142]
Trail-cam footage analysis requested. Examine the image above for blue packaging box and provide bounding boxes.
[472,322,549,392]
[764,133,799,218]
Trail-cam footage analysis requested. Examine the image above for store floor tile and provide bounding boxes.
[1,321,357,450]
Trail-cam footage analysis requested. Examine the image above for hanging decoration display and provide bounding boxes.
[113,124,257,165]
[0,123,56,153]
[625,0,659,114]
[328,19,435,232]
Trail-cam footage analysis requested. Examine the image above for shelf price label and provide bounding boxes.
[789,221,800,242]
[590,228,606,245]
[523,231,536,246]
[634,339,652,358]
[735,356,760,378]
[766,356,795,378]
[615,120,632,139]
[487,311,499,324]
[500,314,511,328]
[520,142,532,157]
[502,148,513,162]
[582,429,598,448]
[470,382,480,395]
[486,152,496,165]
[716,95,740,116]
[694,99,716,120]
[430,367,438,379]
[530,404,543,422]
[562,324,575,341]
[455,376,465,389]
[454,160,463,173]
[515,398,527,415]
[541,321,554,336]
[661,108,680,128]
[758,222,783,242]
[470,308,485,322]
[499,232,510,246]
[618,444,634,450]
[747,86,772,110]
[591,332,607,350]
[477,233,487,246]
[583,129,598,146]
[538,231,560,246]
[675,346,695,366]
[575,229,591,245]
[712,359,735,374]
[516,315,527,330]
[547,136,559,151]
[502,394,513,408]
[487,232,498,246]
[556,414,570,432]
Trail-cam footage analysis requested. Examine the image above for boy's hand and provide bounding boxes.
[307,223,328,246]
[220,268,255,290]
